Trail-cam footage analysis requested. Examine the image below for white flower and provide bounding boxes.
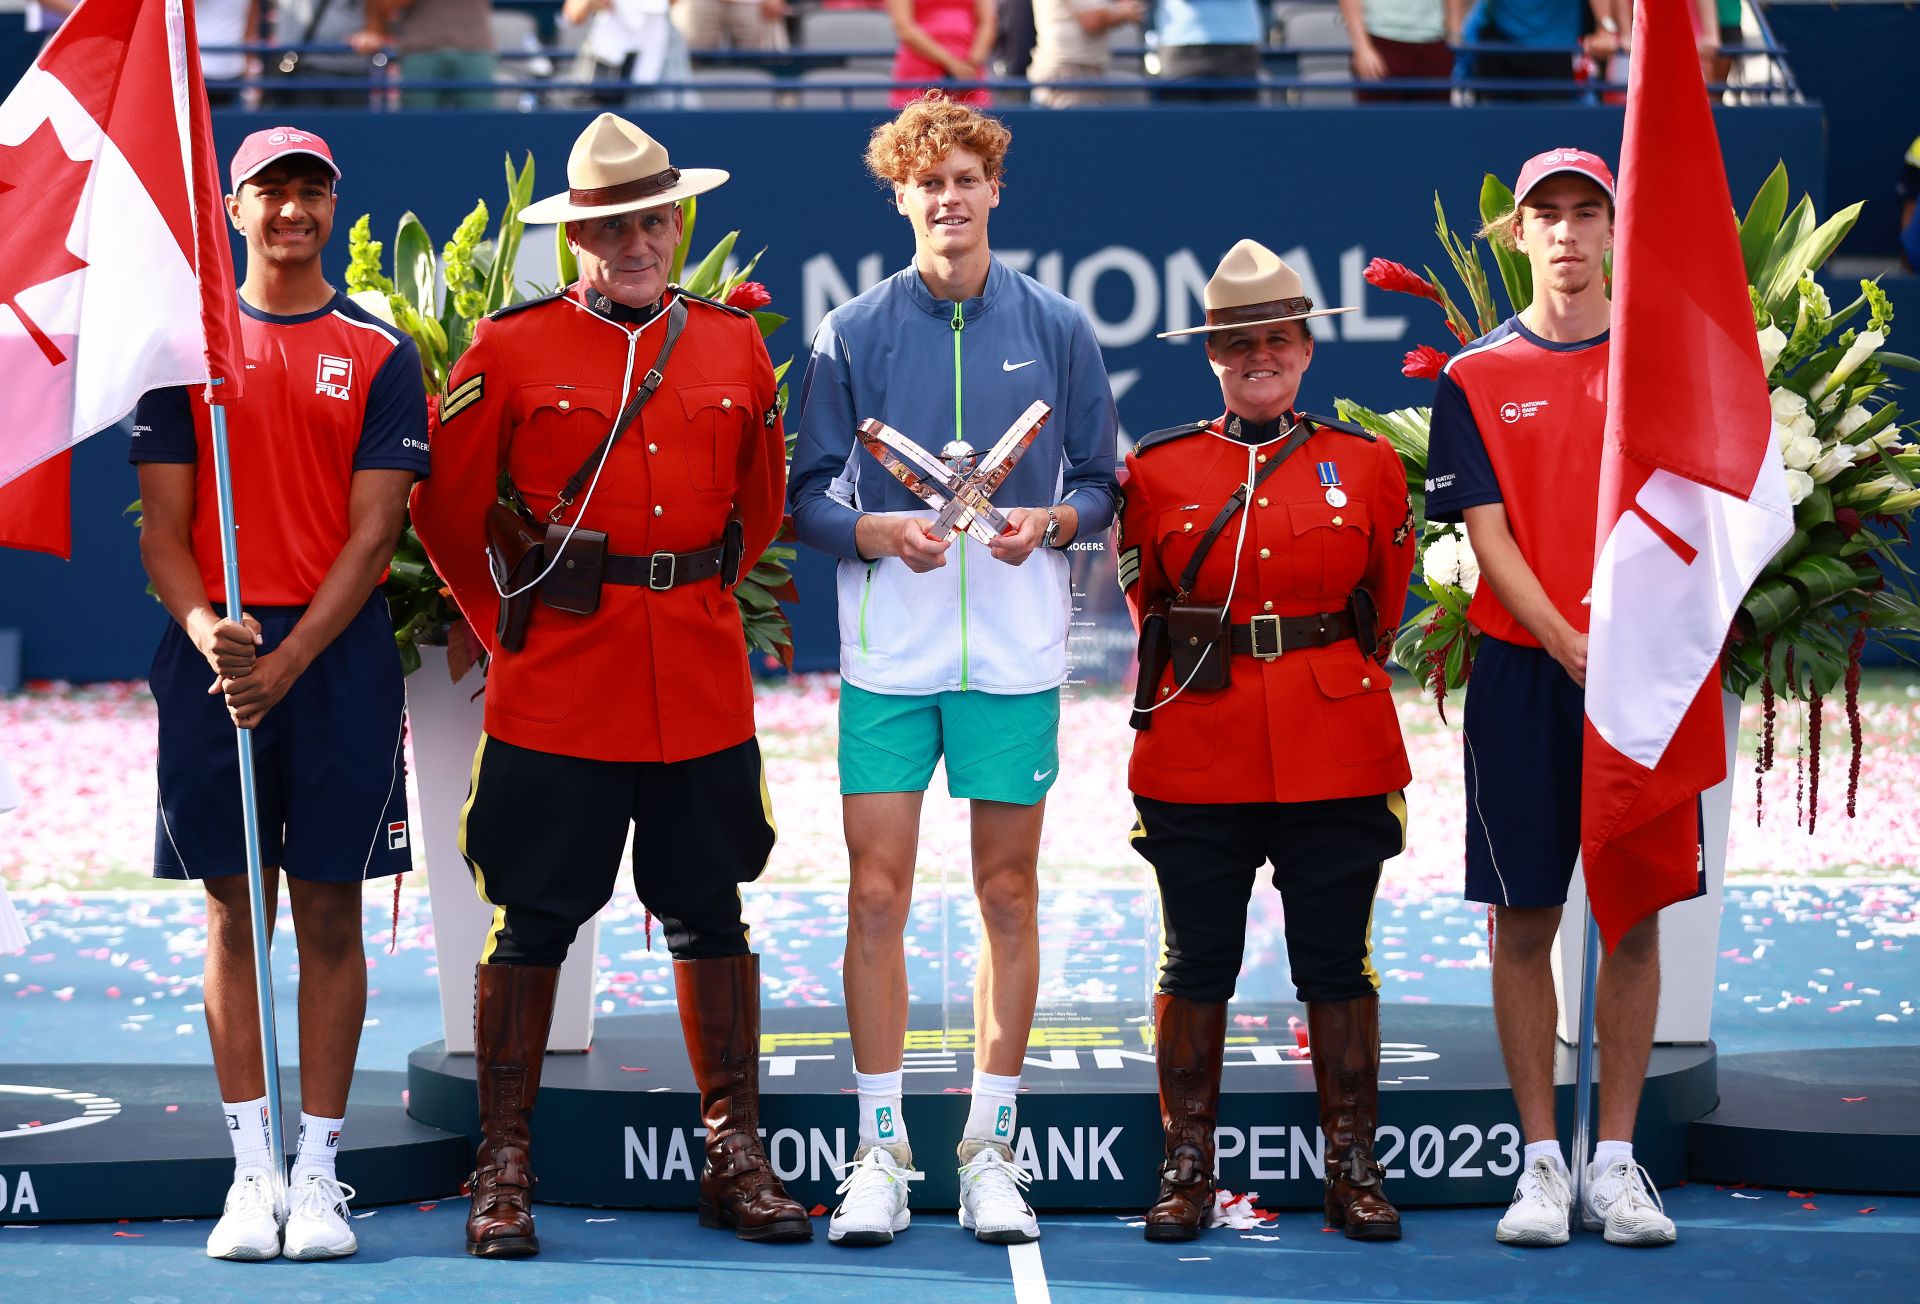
[1783,469,1815,505]
[1810,443,1860,484]
[1784,412,1818,445]
[1835,405,1872,439]
[348,290,397,326]
[1819,389,1844,414]
[1422,533,1462,587]
[1757,323,1788,374]
[1820,329,1887,393]
[1455,534,1481,594]
[1779,431,1822,471]
[1769,387,1808,424]
[1870,427,1907,450]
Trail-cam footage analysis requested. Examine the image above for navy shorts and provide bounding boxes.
[151,592,410,883]
[1462,635,1584,909]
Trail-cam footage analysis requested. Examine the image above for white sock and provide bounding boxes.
[1592,1139,1634,1173]
[222,1096,273,1175]
[293,1112,344,1179]
[854,1069,907,1154]
[1523,1140,1567,1173]
[964,1070,1021,1147]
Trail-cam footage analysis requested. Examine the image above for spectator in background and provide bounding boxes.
[1339,0,1461,103]
[350,0,499,109]
[23,0,74,45]
[677,0,788,51]
[1899,134,1920,273]
[267,0,379,108]
[887,0,997,107]
[565,0,696,105]
[1470,0,1596,101]
[994,0,1037,86]
[1706,0,1740,87]
[1148,0,1262,103]
[1029,0,1145,106]
[198,0,263,108]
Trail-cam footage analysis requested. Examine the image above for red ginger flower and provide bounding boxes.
[1363,257,1444,304]
[726,281,772,310]
[1402,344,1451,380]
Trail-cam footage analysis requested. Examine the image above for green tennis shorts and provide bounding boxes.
[838,681,1061,806]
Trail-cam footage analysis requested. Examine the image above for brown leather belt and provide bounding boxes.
[1229,610,1353,659]
[604,542,729,590]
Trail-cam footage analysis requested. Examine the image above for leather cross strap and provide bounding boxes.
[1174,419,1314,599]
[604,542,728,591]
[1228,610,1353,659]
[549,294,690,522]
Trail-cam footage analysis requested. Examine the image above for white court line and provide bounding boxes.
[1008,1241,1051,1304]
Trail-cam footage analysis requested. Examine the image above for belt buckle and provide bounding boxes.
[648,551,676,590]
[1249,614,1284,660]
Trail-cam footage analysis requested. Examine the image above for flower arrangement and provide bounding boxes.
[344,158,800,681]
[1337,163,1920,823]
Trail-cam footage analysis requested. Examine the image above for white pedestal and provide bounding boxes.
[409,646,601,1054]
[1554,690,1741,1046]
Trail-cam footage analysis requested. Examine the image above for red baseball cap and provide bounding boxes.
[1513,147,1616,205]
[229,127,341,191]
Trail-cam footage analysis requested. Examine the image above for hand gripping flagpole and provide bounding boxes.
[207,381,287,1172]
[1569,903,1602,1219]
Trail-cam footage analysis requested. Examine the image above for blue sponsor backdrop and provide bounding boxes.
[0,105,1838,681]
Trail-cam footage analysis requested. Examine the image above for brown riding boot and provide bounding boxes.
[1144,993,1229,1242]
[674,953,813,1242]
[466,962,560,1258]
[1308,995,1402,1241]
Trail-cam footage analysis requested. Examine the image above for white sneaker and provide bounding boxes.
[1582,1158,1677,1246]
[956,1141,1039,1244]
[1495,1156,1572,1246]
[206,1166,285,1261]
[282,1169,359,1260]
[827,1146,920,1246]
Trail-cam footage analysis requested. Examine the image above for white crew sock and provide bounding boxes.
[854,1068,907,1155]
[1523,1140,1567,1173]
[963,1070,1021,1148]
[223,1096,274,1175]
[1591,1139,1634,1173]
[293,1111,345,1180]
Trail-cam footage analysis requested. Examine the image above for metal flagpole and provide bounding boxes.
[1569,903,1602,1219]
[207,386,287,1170]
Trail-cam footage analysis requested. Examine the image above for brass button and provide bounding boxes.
[1332,515,1344,526]
[1256,453,1268,465]
[1183,522,1193,533]
[721,397,733,409]
[1257,496,1269,507]
[653,505,663,517]
[1362,677,1372,688]
[1263,600,1274,612]
[648,442,658,454]
[1259,547,1270,559]
[1187,635,1199,646]
[558,399,571,410]
[1160,686,1170,697]
[565,559,575,570]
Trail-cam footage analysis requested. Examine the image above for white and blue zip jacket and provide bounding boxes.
[788,257,1120,695]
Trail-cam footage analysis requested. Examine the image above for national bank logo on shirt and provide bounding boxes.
[1499,399,1550,424]
[316,354,353,401]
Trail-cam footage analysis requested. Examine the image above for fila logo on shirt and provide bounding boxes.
[316,354,353,401]
[388,820,409,850]
[1499,399,1550,424]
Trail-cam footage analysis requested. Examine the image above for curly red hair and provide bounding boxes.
[865,92,1012,187]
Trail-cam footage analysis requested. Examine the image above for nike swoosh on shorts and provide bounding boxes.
[1033,768,1053,782]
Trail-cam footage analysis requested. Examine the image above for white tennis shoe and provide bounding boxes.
[827,1146,920,1246]
[1582,1158,1677,1246]
[1495,1155,1573,1247]
[206,1166,285,1261]
[956,1141,1039,1244]
[282,1169,359,1260]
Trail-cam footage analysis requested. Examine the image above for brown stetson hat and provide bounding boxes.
[1156,239,1356,339]
[518,113,729,226]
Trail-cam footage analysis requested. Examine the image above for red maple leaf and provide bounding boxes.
[0,120,92,366]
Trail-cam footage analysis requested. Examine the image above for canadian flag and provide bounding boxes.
[0,0,244,558]
[1581,0,1796,946]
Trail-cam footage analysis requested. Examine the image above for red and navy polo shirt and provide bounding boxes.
[1424,315,1609,648]
[131,292,429,606]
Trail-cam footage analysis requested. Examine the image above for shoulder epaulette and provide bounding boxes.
[1299,412,1375,441]
[1133,420,1212,454]
[487,288,567,321]
[672,286,753,319]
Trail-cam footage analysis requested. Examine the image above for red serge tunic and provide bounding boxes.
[1118,412,1418,805]
[409,286,787,764]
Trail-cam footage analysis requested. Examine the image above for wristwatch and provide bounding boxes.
[1040,508,1062,550]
